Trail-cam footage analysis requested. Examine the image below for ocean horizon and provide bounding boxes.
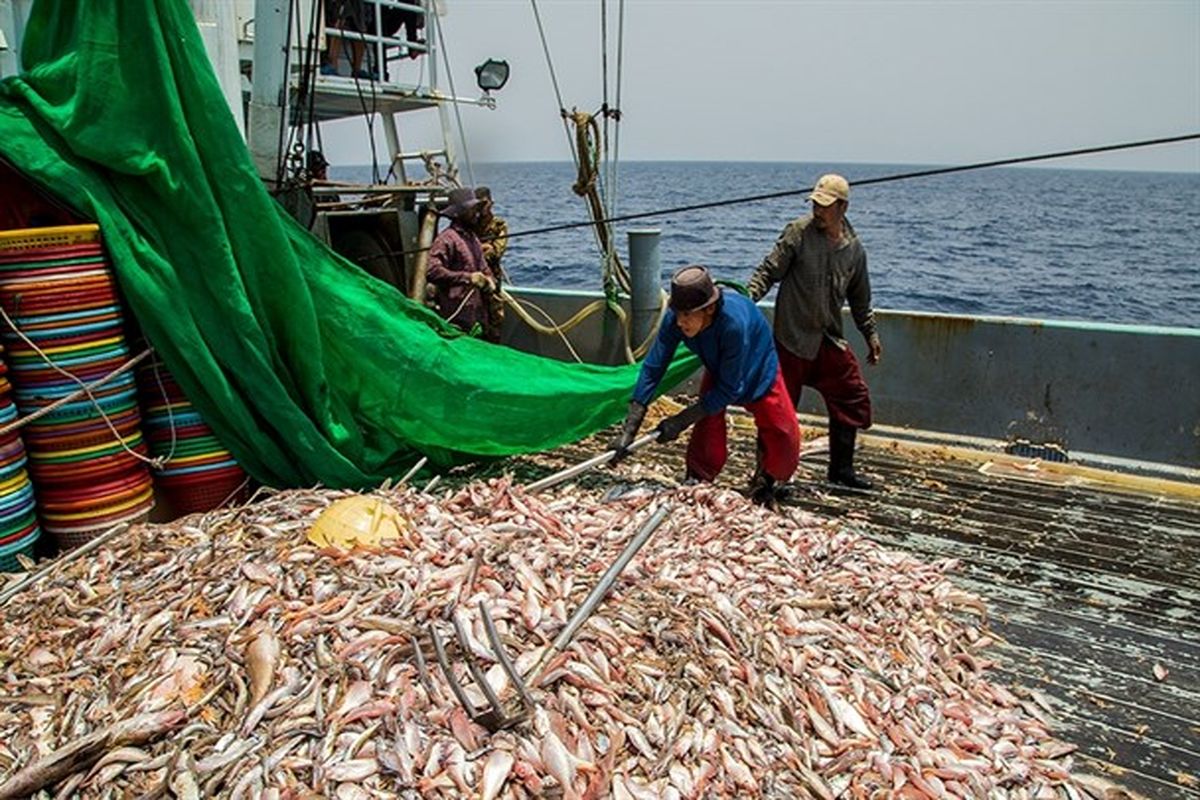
[351,159,1200,175]
[335,160,1200,328]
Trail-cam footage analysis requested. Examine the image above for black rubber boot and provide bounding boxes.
[828,423,874,490]
[746,469,779,511]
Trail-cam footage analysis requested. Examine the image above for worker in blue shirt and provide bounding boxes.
[610,265,800,507]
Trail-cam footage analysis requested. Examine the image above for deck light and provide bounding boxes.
[474,58,510,93]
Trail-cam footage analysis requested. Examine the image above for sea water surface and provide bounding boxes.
[339,161,1199,328]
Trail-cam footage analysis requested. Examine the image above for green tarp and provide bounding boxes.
[0,0,695,488]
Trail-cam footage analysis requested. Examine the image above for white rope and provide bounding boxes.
[500,286,668,365]
[144,355,180,465]
[499,290,588,363]
[529,2,629,296]
[442,285,481,325]
[0,306,162,467]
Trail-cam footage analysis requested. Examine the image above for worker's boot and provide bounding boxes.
[828,423,874,490]
[746,467,779,511]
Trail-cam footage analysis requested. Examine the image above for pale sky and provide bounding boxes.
[326,0,1200,172]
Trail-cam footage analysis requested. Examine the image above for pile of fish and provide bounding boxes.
[0,478,1123,798]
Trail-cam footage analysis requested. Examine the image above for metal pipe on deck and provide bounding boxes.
[0,1,34,79]
[382,114,405,184]
[408,207,438,301]
[248,0,288,186]
[628,229,662,347]
[0,5,16,79]
[190,0,245,137]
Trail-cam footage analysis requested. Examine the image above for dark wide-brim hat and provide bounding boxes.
[669,265,720,312]
[307,150,329,171]
[442,187,482,220]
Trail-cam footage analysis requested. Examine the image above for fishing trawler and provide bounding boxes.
[0,1,1197,796]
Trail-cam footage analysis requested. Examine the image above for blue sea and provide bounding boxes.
[338,162,1199,328]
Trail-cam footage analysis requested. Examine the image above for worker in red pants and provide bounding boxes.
[610,266,800,508]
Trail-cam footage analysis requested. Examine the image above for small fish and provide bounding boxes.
[324,758,379,782]
[244,626,280,709]
[540,728,596,799]
[479,748,514,800]
[169,753,201,800]
[522,584,543,630]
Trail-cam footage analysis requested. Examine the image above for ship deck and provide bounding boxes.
[496,417,1200,799]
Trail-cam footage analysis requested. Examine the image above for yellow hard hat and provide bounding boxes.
[308,496,409,550]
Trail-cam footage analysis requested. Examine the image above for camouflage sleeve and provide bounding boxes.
[481,218,508,276]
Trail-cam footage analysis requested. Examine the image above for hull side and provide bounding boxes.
[503,287,1200,469]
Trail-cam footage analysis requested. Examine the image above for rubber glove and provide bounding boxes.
[656,403,707,443]
[608,401,647,464]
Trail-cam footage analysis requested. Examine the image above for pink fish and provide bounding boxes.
[478,749,514,800]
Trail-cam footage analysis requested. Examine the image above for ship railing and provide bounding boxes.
[310,179,453,209]
[322,0,429,89]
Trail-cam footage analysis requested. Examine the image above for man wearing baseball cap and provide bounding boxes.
[609,265,800,508]
[747,174,881,490]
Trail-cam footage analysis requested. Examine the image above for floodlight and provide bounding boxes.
[474,59,510,93]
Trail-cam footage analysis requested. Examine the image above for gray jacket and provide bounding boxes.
[748,215,877,360]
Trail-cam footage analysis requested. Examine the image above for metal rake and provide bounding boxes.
[411,503,671,731]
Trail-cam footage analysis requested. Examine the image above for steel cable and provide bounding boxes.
[359,133,1200,260]
[498,133,1200,244]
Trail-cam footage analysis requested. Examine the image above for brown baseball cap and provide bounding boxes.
[809,174,850,206]
[669,265,720,312]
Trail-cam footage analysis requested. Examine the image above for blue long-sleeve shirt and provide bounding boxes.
[633,290,779,414]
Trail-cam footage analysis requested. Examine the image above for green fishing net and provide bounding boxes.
[0,1,696,487]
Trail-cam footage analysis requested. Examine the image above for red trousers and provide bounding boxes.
[685,368,800,483]
[776,338,872,429]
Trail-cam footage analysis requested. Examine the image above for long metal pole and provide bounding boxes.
[526,503,671,686]
[0,1,19,79]
[0,523,129,606]
[190,0,246,137]
[523,431,657,493]
[408,207,438,300]
[248,0,289,186]
[427,12,458,180]
[381,114,405,184]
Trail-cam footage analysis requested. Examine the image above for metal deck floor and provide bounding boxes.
[496,425,1200,798]
[788,444,1200,799]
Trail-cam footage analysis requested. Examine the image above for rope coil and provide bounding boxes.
[499,287,666,364]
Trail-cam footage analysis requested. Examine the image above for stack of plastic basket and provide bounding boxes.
[0,347,41,571]
[0,224,154,548]
[138,355,248,515]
